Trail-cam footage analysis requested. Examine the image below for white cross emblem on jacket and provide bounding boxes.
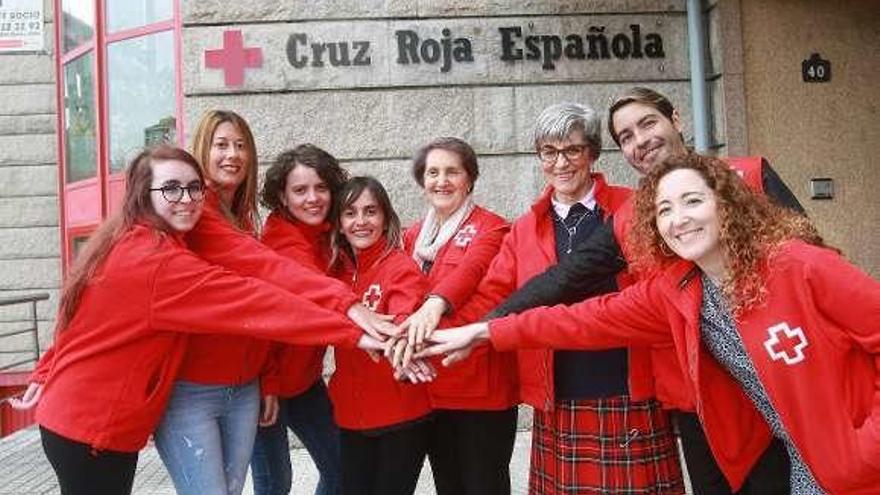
[763,322,808,365]
[453,225,477,247]
[363,284,382,311]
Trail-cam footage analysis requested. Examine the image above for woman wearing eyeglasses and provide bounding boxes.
[403,104,683,493]
[10,146,377,495]
[152,111,397,495]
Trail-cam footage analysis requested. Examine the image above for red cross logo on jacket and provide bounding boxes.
[453,225,478,247]
[362,284,382,311]
[763,322,808,365]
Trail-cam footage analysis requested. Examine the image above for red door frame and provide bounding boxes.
[54,0,185,273]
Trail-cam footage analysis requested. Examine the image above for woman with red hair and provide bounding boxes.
[425,153,880,493]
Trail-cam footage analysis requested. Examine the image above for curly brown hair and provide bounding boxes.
[629,152,827,313]
[260,144,349,220]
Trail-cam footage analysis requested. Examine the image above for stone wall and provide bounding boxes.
[0,0,59,368]
[181,0,712,224]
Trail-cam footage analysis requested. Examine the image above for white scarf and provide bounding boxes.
[412,195,476,270]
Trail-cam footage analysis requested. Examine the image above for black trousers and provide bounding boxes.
[675,411,790,495]
[340,420,430,495]
[427,407,518,495]
[40,426,139,495]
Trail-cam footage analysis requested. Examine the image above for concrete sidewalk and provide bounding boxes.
[0,426,533,495]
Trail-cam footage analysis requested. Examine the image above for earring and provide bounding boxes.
[659,240,675,257]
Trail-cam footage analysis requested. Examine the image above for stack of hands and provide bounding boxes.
[353,301,490,384]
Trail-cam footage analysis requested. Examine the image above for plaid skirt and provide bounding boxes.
[529,396,684,494]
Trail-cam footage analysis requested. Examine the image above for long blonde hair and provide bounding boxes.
[630,153,828,313]
[190,110,259,232]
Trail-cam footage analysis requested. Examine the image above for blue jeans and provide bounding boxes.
[154,380,260,495]
[250,380,341,495]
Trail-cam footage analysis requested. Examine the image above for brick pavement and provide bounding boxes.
[0,426,533,495]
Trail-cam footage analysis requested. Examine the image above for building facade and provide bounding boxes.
[0,0,878,369]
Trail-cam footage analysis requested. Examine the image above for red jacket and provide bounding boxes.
[490,241,880,493]
[453,174,654,411]
[404,206,518,410]
[260,212,332,398]
[330,242,432,430]
[178,189,358,385]
[33,225,361,452]
[612,156,767,411]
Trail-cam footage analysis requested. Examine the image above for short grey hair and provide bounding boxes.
[533,102,602,159]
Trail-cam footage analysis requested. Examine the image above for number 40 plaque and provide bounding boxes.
[802,53,831,83]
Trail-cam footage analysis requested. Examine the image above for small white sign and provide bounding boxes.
[0,0,44,53]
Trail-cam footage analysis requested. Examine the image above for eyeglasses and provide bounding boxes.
[150,183,205,203]
[537,144,590,163]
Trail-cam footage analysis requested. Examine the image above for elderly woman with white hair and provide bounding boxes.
[404,103,683,493]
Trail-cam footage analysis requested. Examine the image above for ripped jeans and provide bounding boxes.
[154,380,260,495]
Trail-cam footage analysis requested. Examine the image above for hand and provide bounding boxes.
[441,347,474,367]
[259,395,279,426]
[7,383,43,410]
[393,357,437,383]
[417,323,490,366]
[357,334,389,361]
[390,337,415,370]
[402,296,448,349]
[347,304,399,341]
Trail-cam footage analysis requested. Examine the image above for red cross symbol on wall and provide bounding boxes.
[204,30,263,87]
[763,322,809,365]
[362,284,383,311]
[453,224,478,247]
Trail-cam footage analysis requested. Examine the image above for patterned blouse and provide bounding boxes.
[699,275,825,494]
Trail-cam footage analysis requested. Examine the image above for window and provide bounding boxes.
[107,31,176,172]
[55,0,181,270]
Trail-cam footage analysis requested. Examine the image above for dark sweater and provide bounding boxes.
[550,204,628,400]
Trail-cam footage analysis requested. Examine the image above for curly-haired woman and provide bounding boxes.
[250,144,350,495]
[425,152,880,493]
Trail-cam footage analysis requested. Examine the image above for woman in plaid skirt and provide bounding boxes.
[407,102,683,494]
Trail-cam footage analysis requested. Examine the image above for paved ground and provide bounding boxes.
[0,426,533,495]
[0,422,691,494]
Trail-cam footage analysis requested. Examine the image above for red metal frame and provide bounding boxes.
[106,19,175,43]
[53,0,69,273]
[95,1,109,220]
[0,372,36,437]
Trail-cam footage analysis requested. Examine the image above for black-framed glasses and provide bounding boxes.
[537,144,590,163]
[149,183,205,203]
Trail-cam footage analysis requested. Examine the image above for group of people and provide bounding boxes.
[9,87,879,495]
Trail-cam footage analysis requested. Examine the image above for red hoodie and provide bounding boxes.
[177,189,358,385]
[489,241,880,493]
[260,212,333,398]
[612,156,767,412]
[404,205,518,410]
[33,225,361,452]
[330,241,432,430]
